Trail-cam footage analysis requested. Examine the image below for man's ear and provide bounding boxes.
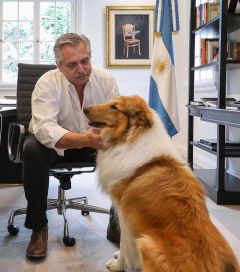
[58,63,62,72]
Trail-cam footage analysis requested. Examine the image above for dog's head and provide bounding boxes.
[83,95,153,146]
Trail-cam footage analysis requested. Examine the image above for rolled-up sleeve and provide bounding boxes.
[30,75,69,155]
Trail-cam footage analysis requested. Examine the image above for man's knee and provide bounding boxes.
[23,135,47,163]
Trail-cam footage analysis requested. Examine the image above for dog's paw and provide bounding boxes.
[106,258,124,271]
[113,250,120,259]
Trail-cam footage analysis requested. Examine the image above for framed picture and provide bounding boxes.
[106,6,155,67]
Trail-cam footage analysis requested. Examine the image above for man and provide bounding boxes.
[24,33,119,258]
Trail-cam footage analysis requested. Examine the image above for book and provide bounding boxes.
[201,39,219,64]
[228,41,240,59]
[196,2,220,28]
[190,101,205,106]
[207,3,220,21]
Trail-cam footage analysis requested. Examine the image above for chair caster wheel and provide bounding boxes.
[81,210,89,216]
[8,224,19,236]
[63,236,76,247]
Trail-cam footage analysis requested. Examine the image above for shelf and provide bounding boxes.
[193,13,240,35]
[188,1,240,206]
[200,107,240,127]
[191,62,218,71]
[187,105,240,127]
[194,169,240,204]
[193,16,219,35]
[187,104,201,117]
[190,141,240,157]
[191,59,240,71]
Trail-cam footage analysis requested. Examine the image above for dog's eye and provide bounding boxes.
[111,104,118,110]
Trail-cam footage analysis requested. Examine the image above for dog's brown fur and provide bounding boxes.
[84,95,239,272]
[111,155,239,271]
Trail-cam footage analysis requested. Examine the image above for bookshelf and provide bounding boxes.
[188,0,240,204]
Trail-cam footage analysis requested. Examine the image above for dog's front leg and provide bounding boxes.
[106,217,142,271]
[106,238,125,271]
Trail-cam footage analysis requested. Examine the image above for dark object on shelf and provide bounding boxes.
[199,138,240,147]
[228,0,238,12]
[200,97,239,108]
[197,141,240,150]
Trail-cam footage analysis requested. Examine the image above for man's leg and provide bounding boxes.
[107,206,121,245]
[22,134,58,258]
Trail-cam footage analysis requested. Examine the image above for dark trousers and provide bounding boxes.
[22,134,96,230]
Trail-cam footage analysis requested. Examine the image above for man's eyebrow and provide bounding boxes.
[66,62,76,65]
[64,57,90,66]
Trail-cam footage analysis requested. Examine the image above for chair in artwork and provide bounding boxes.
[7,63,110,247]
[122,23,141,58]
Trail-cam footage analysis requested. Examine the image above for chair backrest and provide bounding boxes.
[122,24,135,40]
[17,63,57,129]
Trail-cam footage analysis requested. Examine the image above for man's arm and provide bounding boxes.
[55,128,104,149]
[30,72,103,153]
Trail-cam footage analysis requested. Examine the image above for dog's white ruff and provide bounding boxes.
[97,110,182,194]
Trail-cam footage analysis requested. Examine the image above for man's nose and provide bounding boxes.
[76,63,85,73]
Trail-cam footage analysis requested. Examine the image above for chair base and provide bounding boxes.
[7,185,110,246]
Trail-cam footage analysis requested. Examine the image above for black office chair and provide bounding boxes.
[7,63,109,247]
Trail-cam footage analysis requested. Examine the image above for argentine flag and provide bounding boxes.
[148,0,180,137]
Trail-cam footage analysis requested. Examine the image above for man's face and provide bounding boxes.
[58,42,92,88]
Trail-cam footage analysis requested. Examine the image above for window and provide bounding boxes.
[0,0,76,83]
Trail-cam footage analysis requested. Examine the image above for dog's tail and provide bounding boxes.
[137,234,240,272]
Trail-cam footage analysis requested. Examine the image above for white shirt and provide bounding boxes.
[29,67,120,155]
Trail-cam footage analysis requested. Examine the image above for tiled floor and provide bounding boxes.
[0,172,240,272]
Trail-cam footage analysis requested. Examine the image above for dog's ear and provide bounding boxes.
[127,110,153,143]
[133,110,153,128]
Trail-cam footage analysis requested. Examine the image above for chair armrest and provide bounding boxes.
[8,122,25,163]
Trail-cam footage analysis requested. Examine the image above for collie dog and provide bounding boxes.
[84,95,239,272]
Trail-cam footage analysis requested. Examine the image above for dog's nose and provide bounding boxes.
[83,108,89,114]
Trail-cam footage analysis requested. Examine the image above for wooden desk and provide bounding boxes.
[0,107,22,183]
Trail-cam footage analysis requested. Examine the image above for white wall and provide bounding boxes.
[1,0,190,158]
[81,0,190,154]
[82,0,155,100]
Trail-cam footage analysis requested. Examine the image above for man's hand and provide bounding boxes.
[85,128,104,149]
[55,128,104,150]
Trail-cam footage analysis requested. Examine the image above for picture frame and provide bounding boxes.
[106,6,155,67]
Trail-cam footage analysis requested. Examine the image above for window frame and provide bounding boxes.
[0,0,79,89]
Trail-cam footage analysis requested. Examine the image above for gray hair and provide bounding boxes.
[53,33,91,65]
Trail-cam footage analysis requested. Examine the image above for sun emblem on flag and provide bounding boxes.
[153,56,170,75]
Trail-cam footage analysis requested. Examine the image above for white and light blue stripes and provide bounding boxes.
[149,0,180,137]
[154,0,179,33]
